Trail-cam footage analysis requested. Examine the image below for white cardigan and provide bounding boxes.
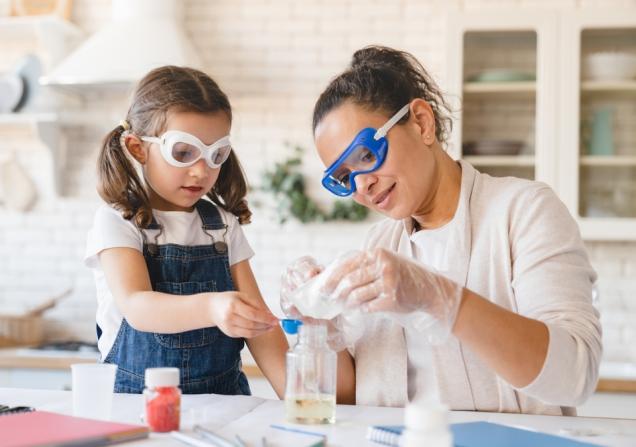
[351,161,602,415]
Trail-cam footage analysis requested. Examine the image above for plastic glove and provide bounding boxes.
[322,248,464,341]
[280,255,359,351]
[282,252,363,320]
[280,256,323,317]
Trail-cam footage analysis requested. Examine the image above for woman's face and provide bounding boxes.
[314,101,438,220]
[143,111,230,212]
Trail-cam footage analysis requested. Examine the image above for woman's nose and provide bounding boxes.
[354,173,377,196]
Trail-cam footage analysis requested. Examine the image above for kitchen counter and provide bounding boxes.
[1,347,635,392]
[0,348,261,375]
[1,387,636,446]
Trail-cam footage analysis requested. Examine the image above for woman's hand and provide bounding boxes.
[209,291,279,338]
[322,248,464,334]
[280,256,356,351]
[280,256,323,317]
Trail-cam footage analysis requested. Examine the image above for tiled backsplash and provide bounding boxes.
[0,0,635,372]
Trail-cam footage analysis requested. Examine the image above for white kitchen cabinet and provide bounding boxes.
[447,11,559,189]
[0,368,72,390]
[559,12,636,240]
[447,9,636,240]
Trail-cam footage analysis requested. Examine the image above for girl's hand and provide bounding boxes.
[209,291,279,338]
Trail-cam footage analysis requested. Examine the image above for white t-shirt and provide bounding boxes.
[84,203,254,359]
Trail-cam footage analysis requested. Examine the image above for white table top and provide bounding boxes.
[2,387,636,446]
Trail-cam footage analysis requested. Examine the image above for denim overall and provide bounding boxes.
[101,200,250,395]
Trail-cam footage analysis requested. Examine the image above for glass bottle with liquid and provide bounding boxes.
[284,323,337,424]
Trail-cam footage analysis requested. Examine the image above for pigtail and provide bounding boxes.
[208,150,252,225]
[96,124,153,228]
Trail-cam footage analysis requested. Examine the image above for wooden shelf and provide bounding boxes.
[463,155,535,167]
[580,155,636,166]
[463,81,536,95]
[0,113,59,124]
[581,80,636,93]
[0,16,81,38]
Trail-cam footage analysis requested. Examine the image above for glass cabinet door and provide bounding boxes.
[578,27,636,219]
[461,30,537,180]
[560,12,636,239]
[447,12,558,189]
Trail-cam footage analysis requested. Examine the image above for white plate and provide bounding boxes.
[13,54,42,112]
[0,72,24,113]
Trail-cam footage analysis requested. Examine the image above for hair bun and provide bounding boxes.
[351,46,405,70]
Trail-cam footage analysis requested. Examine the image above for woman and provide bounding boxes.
[282,46,601,415]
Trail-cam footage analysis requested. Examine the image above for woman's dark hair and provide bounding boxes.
[313,46,453,144]
[97,65,251,227]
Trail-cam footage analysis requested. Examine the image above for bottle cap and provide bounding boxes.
[404,401,450,432]
[145,367,179,388]
[280,318,303,335]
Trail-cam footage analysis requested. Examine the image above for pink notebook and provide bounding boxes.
[0,410,148,447]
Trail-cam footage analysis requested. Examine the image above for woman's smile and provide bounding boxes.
[373,183,396,210]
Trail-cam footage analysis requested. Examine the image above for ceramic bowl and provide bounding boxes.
[585,52,636,81]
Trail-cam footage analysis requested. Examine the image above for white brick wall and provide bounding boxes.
[0,0,635,371]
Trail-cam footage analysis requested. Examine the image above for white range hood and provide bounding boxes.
[41,0,202,88]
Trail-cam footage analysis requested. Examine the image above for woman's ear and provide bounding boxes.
[124,135,147,164]
[409,98,436,146]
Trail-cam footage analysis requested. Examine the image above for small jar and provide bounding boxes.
[284,323,337,425]
[143,367,181,432]
[400,401,452,447]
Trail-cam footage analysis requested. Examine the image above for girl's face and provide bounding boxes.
[314,100,439,220]
[142,111,230,212]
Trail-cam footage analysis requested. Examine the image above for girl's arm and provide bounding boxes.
[231,260,288,399]
[99,247,277,336]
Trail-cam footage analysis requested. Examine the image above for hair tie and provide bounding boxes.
[119,120,131,131]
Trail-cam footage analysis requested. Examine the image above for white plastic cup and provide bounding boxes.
[71,363,117,420]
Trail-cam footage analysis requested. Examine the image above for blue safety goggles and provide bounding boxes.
[322,104,410,197]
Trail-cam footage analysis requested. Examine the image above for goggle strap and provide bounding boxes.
[374,103,411,140]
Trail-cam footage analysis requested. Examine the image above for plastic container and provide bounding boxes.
[399,401,453,447]
[144,367,181,432]
[284,323,337,424]
[71,363,117,421]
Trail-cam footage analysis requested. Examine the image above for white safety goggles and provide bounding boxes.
[141,130,232,169]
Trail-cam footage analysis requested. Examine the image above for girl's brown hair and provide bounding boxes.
[313,46,453,145]
[97,65,251,228]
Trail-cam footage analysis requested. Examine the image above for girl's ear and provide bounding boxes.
[409,98,436,146]
[124,135,147,164]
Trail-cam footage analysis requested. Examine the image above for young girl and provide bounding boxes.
[85,66,287,396]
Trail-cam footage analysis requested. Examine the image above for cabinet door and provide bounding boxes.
[447,11,558,189]
[559,12,636,240]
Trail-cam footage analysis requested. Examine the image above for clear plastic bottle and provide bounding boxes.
[284,323,337,424]
[143,367,181,432]
[399,401,453,447]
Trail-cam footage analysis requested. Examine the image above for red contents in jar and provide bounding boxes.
[146,386,180,432]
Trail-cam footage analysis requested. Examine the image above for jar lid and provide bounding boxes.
[145,367,179,388]
[280,318,303,335]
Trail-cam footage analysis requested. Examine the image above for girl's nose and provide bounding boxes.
[188,158,209,178]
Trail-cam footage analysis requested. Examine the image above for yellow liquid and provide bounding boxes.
[285,394,336,424]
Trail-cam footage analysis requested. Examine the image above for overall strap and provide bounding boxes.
[195,200,227,230]
[146,216,161,230]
